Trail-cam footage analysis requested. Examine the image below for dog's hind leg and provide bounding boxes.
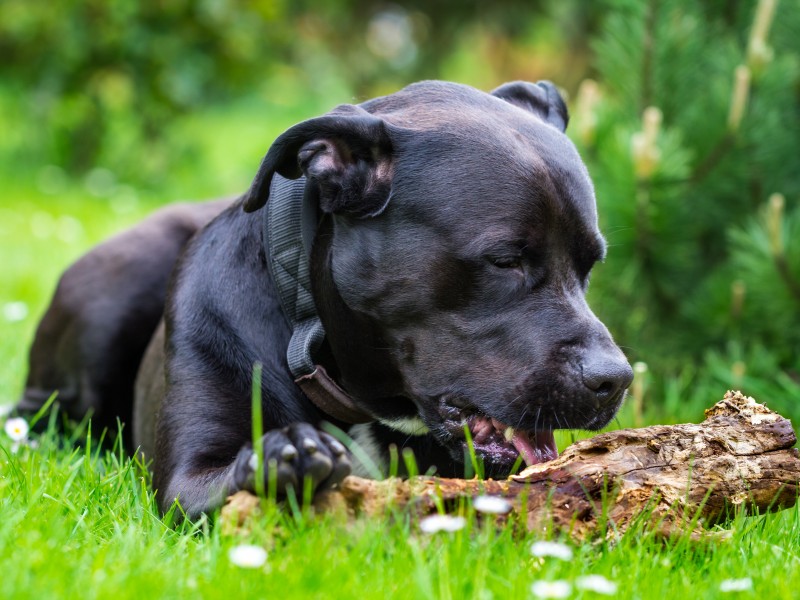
[19,199,231,448]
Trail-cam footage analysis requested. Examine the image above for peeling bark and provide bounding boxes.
[222,391,800,540]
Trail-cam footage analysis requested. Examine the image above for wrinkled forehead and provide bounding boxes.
[391,113,600,240]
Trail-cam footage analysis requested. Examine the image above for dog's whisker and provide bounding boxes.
[513,404,530,432]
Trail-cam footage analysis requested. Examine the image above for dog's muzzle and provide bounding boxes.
[437,396,559,472]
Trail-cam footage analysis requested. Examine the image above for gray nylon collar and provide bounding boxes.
[264,175,373,424]
[265,175,324,379]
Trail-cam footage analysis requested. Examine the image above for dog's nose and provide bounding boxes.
[581,355,634,407]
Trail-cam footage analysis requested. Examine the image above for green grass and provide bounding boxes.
[2,100,800,599]
[2,424,799,599]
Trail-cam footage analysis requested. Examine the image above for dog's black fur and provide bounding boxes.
[19,200,231,448]
[22,80,633,518]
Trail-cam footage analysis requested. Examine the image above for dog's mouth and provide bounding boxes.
[437,397,558,471]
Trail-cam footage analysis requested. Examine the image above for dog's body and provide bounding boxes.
[20,199,231,448]
[22,80,633,517]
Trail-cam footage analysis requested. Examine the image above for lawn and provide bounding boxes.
[1,100,799,600]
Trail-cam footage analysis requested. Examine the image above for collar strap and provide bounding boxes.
[265,175,373,424]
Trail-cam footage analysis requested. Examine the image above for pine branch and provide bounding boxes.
[640,0,661,112]
[774,255,800,306]
[689,134,736,184]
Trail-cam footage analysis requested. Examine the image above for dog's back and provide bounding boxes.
[19,198,231,447]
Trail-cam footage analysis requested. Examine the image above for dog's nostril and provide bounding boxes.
[595,381,615,397]
[582,360,634,405]
[586,378,619,404]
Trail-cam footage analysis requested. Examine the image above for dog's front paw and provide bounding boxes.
[233,422,351,497]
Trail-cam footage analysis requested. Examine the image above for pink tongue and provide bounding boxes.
[511,429,558,466]
[488,418,558,466]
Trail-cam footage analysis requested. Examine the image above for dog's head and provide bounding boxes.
[244,81,633,475]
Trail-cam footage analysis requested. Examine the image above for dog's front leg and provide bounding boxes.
[155,400,351,517]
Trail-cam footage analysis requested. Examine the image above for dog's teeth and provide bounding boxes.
[504,427,515,442]
[281,444,298,461]
[302,438,318,454]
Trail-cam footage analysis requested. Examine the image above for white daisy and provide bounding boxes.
[4,417,29,442]
[530,540,573,561]
[2,301,29,323]
[228,544,268,568]
[719,578,753,592]
[531,580,571,598]
[419,514,466,534]
[473,495,513,515]
[576,574,618,595]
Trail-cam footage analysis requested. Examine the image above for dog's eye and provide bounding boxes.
[490,256,522,269]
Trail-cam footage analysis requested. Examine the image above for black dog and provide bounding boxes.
[22,80,633,518]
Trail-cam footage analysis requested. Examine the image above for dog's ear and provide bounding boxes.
[491,81,569,132]
[243,104,393,217]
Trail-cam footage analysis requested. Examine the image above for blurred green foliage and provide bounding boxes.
[578,0,800,420]
[0,0,288,175]
[0,0,798,423]
[0,0,591,179]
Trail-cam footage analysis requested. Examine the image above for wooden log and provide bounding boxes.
[221,391,800,540]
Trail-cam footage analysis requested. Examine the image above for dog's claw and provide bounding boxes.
[302,437,318,454]
[281,444,298,462]
[329,440,346,457]
[248,451,259,472]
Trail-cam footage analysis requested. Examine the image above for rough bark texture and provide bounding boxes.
[221,391,800,540]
